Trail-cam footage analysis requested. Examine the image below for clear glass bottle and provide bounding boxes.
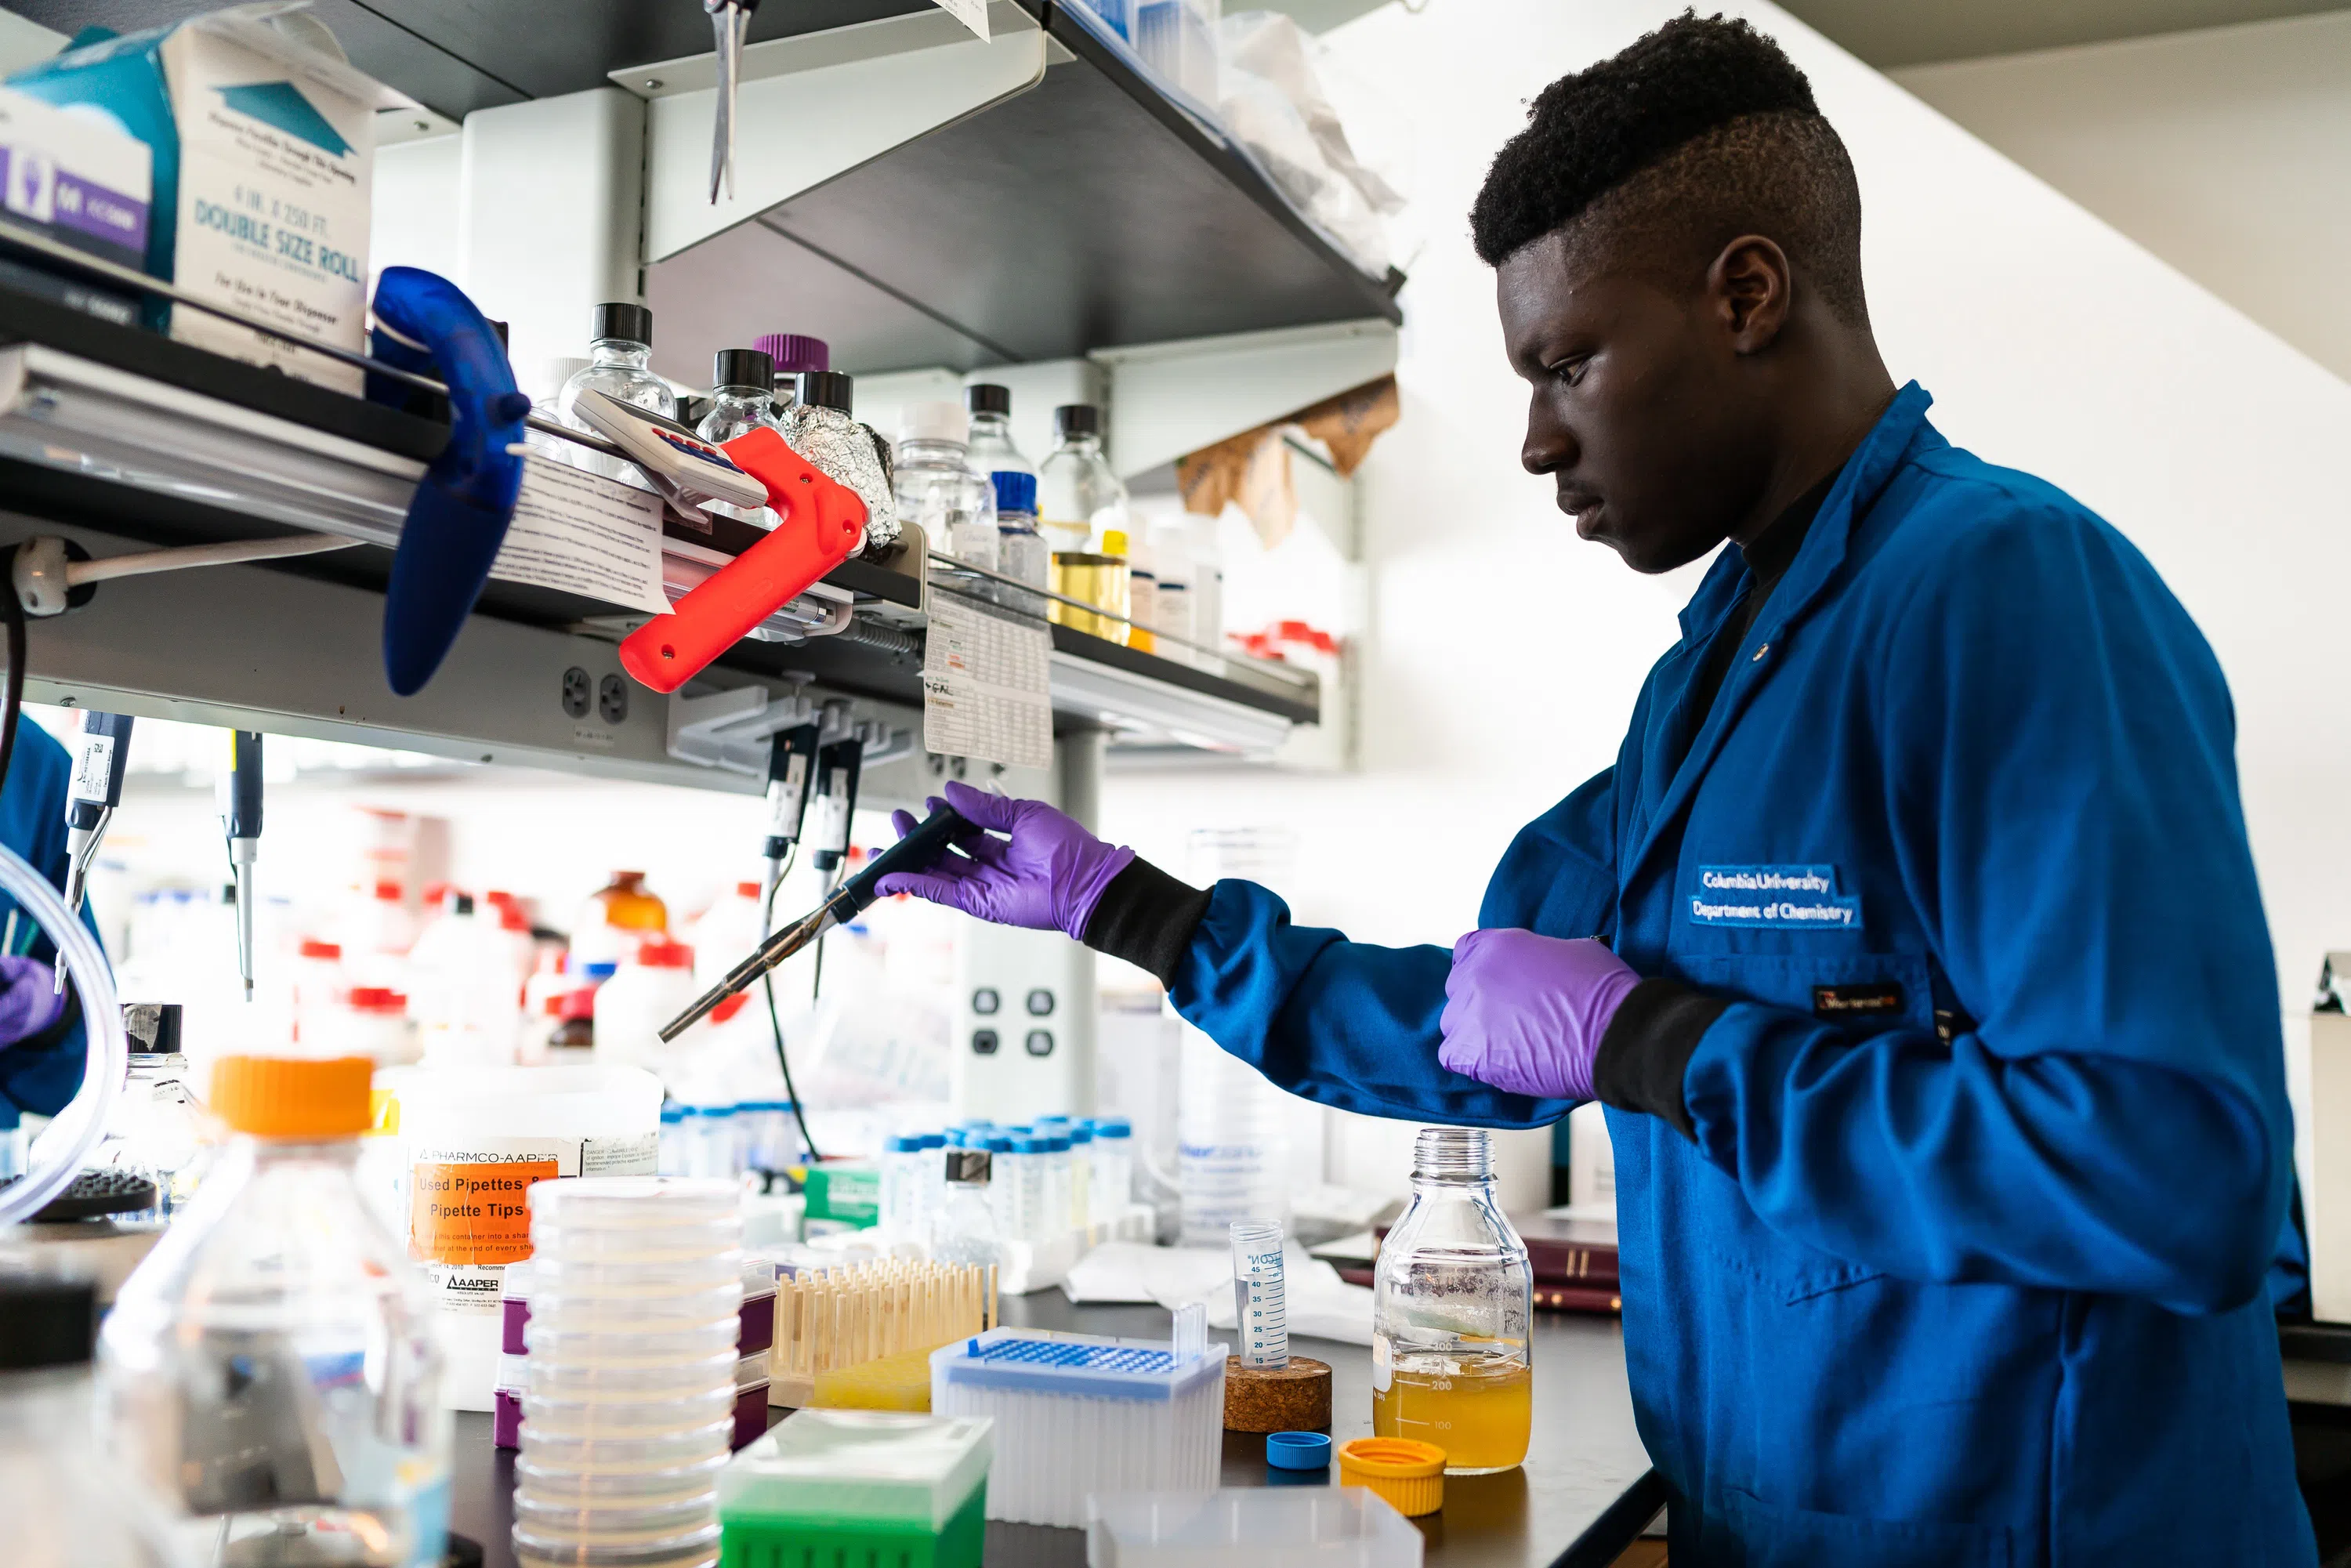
[1037,404,1128,556]
[2,1273,183,1568]
[100,1054,451,1566]
[990,470,1049,617]
[897,401,998,576]
[930,1148,1002,1269]
[699,348,786,528]
[1371,1126,1533,1476]
[965,383,1034,481]
[91,1006,205,1222]
[558,303,673,483]
[697,347,784,447]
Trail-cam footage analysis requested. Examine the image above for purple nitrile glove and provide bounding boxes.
[0,954,68,1047]
[876,779,1136,941]
[1437,929,1641,1101]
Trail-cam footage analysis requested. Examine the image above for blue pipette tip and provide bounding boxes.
[1266,1431,1332,1471]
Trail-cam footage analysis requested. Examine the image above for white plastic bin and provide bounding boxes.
[395,1065,663,1409]
[1087,1488,1423,1568]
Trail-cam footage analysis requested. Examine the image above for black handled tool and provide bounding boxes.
[658,802,969,1042]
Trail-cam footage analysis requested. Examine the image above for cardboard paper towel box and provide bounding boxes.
[7,2,414,393]
[0,84,154,323]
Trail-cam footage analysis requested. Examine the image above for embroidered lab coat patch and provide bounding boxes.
[1689,865,1862,929]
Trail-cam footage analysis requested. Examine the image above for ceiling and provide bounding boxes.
[9,0,2346,114]
[1775,0,2351,67]
[0,0,934,118]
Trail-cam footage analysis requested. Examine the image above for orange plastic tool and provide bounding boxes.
[618,427,868,693]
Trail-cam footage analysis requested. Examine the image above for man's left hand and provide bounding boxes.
[1438,929,1641,1101]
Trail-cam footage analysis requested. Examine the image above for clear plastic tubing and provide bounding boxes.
[1230,1219,1289,1371]
[0,843,125,1225]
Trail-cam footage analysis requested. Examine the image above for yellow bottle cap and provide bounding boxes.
[1101,529,1128,557]
[209,1055,375,1138]
[1337,1436,1446,1517]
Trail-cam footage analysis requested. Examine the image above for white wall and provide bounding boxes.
[1894,9,2351,383]
[1102,0,2351,1150]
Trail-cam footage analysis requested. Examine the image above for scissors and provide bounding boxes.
[708,0,759,203]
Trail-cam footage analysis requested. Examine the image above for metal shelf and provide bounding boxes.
[643,0,1403,378]
[0,281,1317,779]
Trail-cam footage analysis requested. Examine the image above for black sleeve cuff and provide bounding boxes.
[1592,976,1727,1142]
[1081,858,1212,987]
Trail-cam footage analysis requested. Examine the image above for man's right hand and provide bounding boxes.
[876,779,1136,941]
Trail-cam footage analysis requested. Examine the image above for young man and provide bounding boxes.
[881,16,2309,1563]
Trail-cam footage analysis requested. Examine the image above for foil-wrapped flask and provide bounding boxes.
[782,371,899,558]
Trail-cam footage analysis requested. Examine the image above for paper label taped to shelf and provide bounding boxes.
[922,585,1050,770]
[492,457,671,615]
[929,0,991,41]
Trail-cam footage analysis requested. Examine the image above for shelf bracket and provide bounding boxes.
[625,0,1049,263]
[666,683,821,777]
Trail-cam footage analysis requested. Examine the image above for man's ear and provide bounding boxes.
[1709,234,1793,353]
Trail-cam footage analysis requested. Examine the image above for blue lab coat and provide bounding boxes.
[1169,385,2311,1564]
[0,720,102,1129]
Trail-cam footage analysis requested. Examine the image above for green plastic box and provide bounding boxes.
[719,1408,992,1568]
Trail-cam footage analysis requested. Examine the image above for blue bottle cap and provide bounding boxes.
[918,1133,947,1150]
[991,469,1037,516]
[1014,1137,1048,1154]
[984,1135,1014,1153]
[1096,1117,1132,1139]
[1068,1125,1093,1146]
[887,1134,923,1153]
[1266,1431,1332,1471]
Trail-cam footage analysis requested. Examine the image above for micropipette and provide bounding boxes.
[56,711,133,992]
[658,802,969,1042]
[807,727,864,884]
[216,730,263,1001]
[760,721,821,910]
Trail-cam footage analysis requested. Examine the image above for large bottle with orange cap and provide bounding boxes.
[99,1054,451,1568]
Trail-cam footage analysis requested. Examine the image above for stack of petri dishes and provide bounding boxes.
[513,1177,746,1568]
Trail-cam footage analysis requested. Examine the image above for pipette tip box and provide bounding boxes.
[1086,1488,1424,1567]
[929,1324,1227,1529]
[717,1408,992,1568]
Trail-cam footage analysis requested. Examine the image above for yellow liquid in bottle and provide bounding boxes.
[1372,1353,1532,1474]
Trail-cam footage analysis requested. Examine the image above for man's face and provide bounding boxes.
[1498,229,1773,574]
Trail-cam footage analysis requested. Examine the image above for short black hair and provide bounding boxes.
[1470,13,1867,324]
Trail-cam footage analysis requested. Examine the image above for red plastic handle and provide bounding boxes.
[618,428,868,693]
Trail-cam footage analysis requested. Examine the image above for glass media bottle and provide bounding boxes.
[1371,1126,1533,1474]
[558,302,673,483]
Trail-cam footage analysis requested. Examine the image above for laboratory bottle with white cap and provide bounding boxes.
[101,1054,451,1566]
[897,400,998,575]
